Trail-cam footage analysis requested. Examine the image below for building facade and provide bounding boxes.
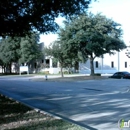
[79,48,130,74]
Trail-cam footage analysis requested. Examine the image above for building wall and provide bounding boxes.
[79,49,130,74]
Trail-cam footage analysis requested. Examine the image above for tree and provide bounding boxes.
[0,33,41,73]
[44,40,80,77]
[19,33,41,64]
[58,13,126,76]
[0,37,21,73]
[0,0,92,37]
[44,41,65,77]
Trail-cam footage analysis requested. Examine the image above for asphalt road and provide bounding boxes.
[0,76,130,130]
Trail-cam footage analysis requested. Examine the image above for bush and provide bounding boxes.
[38,71,50,75]
[59,71,69,74]
[64,71,69,74]
[94,73,101,76]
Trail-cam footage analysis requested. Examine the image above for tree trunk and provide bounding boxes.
[16,63,19,73]
[90,57,94,76]
[9,63,12,74]
[60,65,64,77]
[74,61,79,73]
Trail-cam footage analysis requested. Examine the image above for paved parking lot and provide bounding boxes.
[0,76,130,130]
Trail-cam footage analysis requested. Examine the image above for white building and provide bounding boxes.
[41,56,61,74]
[79,48,130,74]
[39,44,130,74]
[41,48,130,75]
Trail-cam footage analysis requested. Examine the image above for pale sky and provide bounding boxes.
[40,0,130,46]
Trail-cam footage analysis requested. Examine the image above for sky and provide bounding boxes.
[40,0,130,46]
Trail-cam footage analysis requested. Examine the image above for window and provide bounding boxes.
[46,59,49,64]
[111,61,114,68]
[113,72,118,76]
[95,61,98,68]
[125,62,127,68]
[45,59,50,68]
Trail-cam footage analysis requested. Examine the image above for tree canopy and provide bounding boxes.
[58,13,126,75]
[44,40,80,77]
[0,0,92,37]
[0,33,41,73]
[0,37,20,65]
[19,33,41,64]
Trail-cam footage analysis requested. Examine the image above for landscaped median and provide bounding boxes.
[0,94,85,130]
[31,75,108,82]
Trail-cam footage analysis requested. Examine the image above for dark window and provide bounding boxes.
[125,62,127,68]
[95,61,98,68]
[46,59,49,64]
[113,72,118,76]
[111,61,114,68]
[45,59,50,68]
[42,60,44,63]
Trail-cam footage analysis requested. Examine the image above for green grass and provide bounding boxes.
[0,94,86,130]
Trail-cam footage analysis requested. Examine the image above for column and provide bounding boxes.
[50,58,52,68]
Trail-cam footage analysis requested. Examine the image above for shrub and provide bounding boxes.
[64,71,69,74]
[94,73,101,76]
[38,71,50,75]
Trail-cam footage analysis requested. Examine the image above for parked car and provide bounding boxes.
[109,71,130,79]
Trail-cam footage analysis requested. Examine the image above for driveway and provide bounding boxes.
[0,76,130,130]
